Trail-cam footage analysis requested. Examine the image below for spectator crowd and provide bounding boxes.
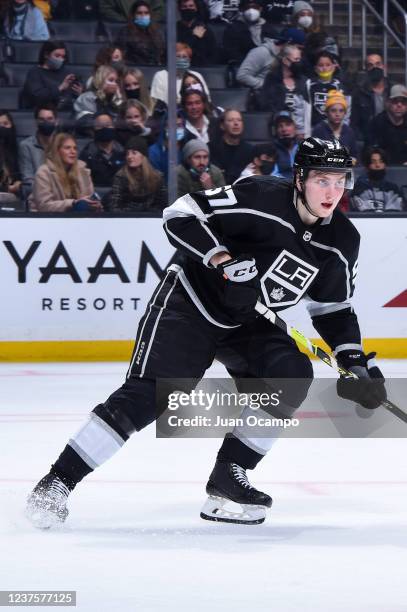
[0,0,406,213]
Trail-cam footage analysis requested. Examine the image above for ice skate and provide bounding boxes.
[200,461,272,525]
[26,473,70,529]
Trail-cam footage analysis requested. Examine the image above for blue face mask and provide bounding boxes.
[134,15,151,27]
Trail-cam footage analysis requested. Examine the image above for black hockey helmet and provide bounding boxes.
[294,137,354,188]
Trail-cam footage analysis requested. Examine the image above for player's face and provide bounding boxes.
[303,170,346,217]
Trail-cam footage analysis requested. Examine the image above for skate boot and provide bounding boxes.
[26,472,71,529]
[200,460,272,525]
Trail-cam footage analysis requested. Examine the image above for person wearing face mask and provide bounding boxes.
[99,0,164,22]
[351,147,405,212]
[223,0,269,65]
[239,142,282,178]
[79,113,125,187]
[0,110,22,206]
[74,66,124,136]
[305,50,350,131]
[122,67,155,115]
[149,112,189,182]
[115,0,165,65]
[3,0,49,40]
[19,104,58,198]
[270,110,298,178]
[150,43,210,108]
[351,54,393,142]
[21,40,83,110]
[177,138,225,197]
[259,43,307,135]
[177,0,218,66]
[291,1,313,31]
[116,99,155,147]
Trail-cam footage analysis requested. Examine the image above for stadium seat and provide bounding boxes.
[242,112,271,141]
[211,88,248,112]
[2,87,20,111]
[48,20,102,42]
[69,43,108,65]
[4,63,32,87]
[104,21,127,43]
[199,66,226,89]
[11,111,71,137]
[7,41,42,63]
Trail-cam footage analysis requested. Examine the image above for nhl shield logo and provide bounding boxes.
[261,250,319,307]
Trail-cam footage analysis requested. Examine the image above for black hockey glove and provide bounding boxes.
[217,255,260,324]
[336,350,386,409]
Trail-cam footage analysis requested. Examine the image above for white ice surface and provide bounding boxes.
[1,361,407,612]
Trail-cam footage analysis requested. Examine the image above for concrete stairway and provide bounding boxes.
[312,0,406,83]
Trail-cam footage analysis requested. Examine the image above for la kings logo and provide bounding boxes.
[261,250,318,307]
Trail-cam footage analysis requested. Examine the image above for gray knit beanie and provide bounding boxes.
[293,1,314,15]
[182,139,209,160]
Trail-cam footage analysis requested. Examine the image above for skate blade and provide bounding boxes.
[200,495,267,525]
[25,494,68,530]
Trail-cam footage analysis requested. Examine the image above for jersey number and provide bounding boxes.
[204,186,237,207]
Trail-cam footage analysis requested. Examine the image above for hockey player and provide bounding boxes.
[26,137,386,528]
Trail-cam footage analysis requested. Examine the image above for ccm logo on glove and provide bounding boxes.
[219,256,258,283]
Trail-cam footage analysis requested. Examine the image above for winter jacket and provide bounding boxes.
[99,0,164,22]
[109,168,167,212]
[29,160,94,212]
[74,91,124,133]
[236,39,280,90]
[3,4,49,40]
[351,76,392,141]
[79,140,125,187]
[115,22,165,65]
[350,175,405,212]
[177,163,225,197]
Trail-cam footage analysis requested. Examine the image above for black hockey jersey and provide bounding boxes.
[163,176,362,353]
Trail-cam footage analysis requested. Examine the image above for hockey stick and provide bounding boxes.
[254,301,407,424]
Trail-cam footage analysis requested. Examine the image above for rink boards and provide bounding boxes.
[0,216,406,360]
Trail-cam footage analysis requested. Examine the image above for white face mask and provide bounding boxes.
[298,15,313,28]
[243,8,260,23]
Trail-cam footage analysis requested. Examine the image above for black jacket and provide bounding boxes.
[259,65,307,114]
[222,20,257,64]
[176,19,218,66]
[366,111,407,165]
[79,140,125,187]
[350,76,392,141]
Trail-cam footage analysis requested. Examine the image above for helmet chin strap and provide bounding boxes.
[295,181,321,219]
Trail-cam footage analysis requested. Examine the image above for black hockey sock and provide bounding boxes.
[217,434,265,470]
[51,444,94,490]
